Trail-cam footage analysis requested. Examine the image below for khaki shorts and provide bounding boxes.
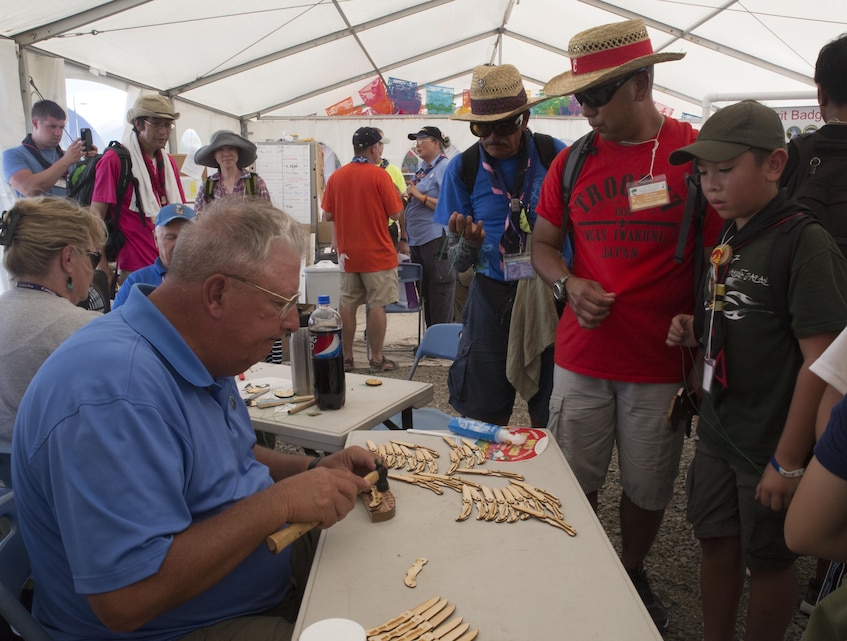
[341,268,398,308]
[686,445,797,571]
[548,366,684,511]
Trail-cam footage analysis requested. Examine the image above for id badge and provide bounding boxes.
[703,357,714,394]
[56,178,67,189]
[503,253,535,281]
[627,174,670,212]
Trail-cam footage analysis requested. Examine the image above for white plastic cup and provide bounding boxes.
[299,618,366,641]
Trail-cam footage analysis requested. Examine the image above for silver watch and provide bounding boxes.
[553,274,571,303]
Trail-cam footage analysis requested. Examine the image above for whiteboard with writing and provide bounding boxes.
[255,142,316,226]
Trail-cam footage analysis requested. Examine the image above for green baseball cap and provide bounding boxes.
[669,100,786,165]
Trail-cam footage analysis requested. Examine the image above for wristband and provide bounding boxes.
[769,455,805,478]
[307,455,323,470]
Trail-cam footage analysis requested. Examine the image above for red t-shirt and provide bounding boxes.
[536,118,721,383]
[321,162,403,273]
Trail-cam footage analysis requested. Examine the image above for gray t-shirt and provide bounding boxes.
[0,287,99,446]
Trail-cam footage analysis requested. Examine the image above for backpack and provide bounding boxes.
[459,131,558,194]
[67,141,142,263]
[782,132,847,259]
[203,172,258,202]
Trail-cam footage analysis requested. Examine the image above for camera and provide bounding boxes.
[80,128,93,152]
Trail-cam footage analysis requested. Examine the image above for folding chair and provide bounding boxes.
[377,323,462,431]
[0,490,52,641]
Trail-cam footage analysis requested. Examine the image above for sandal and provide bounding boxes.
[369,357,398,373]
[344,358,355,373]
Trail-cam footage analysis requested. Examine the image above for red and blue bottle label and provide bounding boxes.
[311,331,342,359]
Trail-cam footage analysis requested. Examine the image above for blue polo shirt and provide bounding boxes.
[13,285,291,641]
[2,144,68,197]
[112,257,168,309]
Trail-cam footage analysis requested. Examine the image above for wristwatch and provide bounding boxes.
[552,274,571,303]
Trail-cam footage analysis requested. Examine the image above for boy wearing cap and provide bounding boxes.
[666,100,847,641]
[321,126,404,372]
[91,94,185,286]
[532,19,722,629]
[112,203,196,310]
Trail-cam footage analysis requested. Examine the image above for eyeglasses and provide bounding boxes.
[143,119,176,130]
[469,113,525,138]
[76,247,101,269]
[574,67,647,109]
[225,274,300,319]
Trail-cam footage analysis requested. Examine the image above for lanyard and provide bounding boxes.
[17,281,61,297]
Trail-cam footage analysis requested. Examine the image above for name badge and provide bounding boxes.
[503,253,535,281]
[56,178,67,189]
[703,357,715,393]
[627,175,670,212]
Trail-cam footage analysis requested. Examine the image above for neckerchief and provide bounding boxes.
[351,156,371,164]
[21,134,66,177]
[702,192,806,390]
[479,131,537,258]
[412,153,447,185]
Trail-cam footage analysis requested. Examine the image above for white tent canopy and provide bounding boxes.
[4,0,845,126]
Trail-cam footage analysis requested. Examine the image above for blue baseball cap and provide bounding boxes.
[156,203,196,227]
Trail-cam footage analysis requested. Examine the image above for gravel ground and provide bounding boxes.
[275,317,815,640]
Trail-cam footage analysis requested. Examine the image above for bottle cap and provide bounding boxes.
[317,295,330,305]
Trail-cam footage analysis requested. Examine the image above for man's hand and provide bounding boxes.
[566,277,615,329]
[448,212,484,246]
[666,314,698,347]
[61,138,88,170]
[755,465,801,512]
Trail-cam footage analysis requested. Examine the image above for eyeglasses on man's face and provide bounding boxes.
[225,274,300,319]
[574,67,647,110]
[143,119,176,131]
[469,112,525,138]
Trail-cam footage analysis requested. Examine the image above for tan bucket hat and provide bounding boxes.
[452,64,550,122]
[544,19,685,97]
[126,94,180,124]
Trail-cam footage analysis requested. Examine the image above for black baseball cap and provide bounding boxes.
[352,127,382,148]
[408,126,446,144]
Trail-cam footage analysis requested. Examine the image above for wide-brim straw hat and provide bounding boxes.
[452,64,550,122]
[194,130,257,169]
[544,19,685,98]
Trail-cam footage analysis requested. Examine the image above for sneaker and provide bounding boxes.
[627,567,669,631]
[800,578,823,616]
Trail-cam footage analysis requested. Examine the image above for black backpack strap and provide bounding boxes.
[246,172,258,197]
[109,142,143,227]
[460,142,481,194]
[203,176,216,203]
[769,212,817,336]
[559,131,596,252]
[531,132,557,169]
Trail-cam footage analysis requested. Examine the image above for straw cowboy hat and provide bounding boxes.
[194,130,258,169]
[126,94,180,124]
[544,19,685,97]
[452,64,550,122]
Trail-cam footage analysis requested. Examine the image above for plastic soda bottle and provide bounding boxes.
[309,295,346,410]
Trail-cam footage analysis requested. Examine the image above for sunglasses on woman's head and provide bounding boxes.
[574,67,647,109]
[469,113,525,138]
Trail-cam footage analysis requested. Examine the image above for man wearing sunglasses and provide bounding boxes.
[531,19,722,631]
[433,63,565,428]
[12,198,376,641]
[91,94,186,288]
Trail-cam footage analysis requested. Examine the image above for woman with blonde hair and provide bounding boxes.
[0,197,106,448]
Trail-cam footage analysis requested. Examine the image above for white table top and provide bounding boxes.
[244,362,434,452]
[292,430,663,641]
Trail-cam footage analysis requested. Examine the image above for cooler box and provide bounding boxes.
[305,261,342,308]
